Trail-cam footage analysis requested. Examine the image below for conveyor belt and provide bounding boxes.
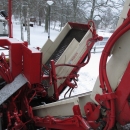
[44,28,87,74]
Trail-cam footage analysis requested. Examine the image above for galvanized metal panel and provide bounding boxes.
[0,74,27,105]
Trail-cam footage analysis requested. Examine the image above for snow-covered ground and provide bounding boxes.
[12,22,102,99]
[60,53,101,99]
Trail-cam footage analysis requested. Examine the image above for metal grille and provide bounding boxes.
[43,28,87,75]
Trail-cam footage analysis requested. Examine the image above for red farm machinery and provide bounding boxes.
[0,0,130,130]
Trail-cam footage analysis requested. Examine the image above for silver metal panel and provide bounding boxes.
[0,74,27,105]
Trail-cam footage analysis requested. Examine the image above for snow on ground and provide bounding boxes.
[60,53,101,99]
[13,22,60,47]
[12,22,101,99]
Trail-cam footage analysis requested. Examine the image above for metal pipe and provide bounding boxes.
[50,60,59,100]
[99,16,130,130]
[8,0,13,38]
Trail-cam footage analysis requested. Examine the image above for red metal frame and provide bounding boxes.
[115,62,130,125]
[68,22,89,31]
[8,0,13,38]
[98,12,130,129]
[1,0,130,129]
[0,20,103,129]
[23,45,42,84]
[50,60,59,100]
[34,114,92,130]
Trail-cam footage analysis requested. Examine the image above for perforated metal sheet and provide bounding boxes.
[44,29,87,74]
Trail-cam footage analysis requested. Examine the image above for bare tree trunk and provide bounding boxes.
[24,17,27,31]
[53,21,56,30]
[27,0,30,45]
[39,18,41,26]
[60,0,63,31]
[20,0,24,41]
[73,0,78,22]
[65,3,69,23]
[38,9,42,26]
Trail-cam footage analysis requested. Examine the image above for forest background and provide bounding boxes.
[0,0,125,44]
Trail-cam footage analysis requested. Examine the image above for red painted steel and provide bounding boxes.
[34,115,92,130]
[50,60,59,100]
[0,52,13,83]
[1,1,130,128]
[9,43,22,78]
[0,39,23,81]
[98,14,130,129]
[8,0,13,38]
[68,22,89,31]
[84,102,100,121]
[73,105,82,115]
[115,62,130,125]
[23,46,42,84]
